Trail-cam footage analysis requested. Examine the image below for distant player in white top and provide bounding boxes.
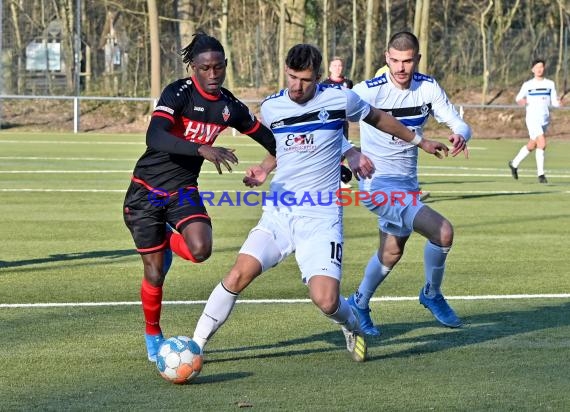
[191,43,448,362]
[348,31,472,335]
[509,58,562,183]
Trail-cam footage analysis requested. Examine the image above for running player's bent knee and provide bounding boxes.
[223,267,256,293]
[187,244,212,262]
[439,221,454,247]
[314,295,339,315]
[169,231,211,262]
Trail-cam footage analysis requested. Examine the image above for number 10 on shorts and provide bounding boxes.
[330,242,343,263]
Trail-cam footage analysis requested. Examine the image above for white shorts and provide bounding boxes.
[239,210,343,284]
[526,118,549,140]
[358,177,424,237]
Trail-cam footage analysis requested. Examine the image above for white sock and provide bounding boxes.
[535,148,545,176]
[354,254,391,308]
[512,146,530,168]
[192,282,238,350]
[327,296,358,331]
[423,241,451,297]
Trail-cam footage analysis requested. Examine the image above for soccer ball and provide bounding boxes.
[156,336,203,384]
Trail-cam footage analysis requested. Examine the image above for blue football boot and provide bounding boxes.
[145,332,164,362]
[419,286,462,328]
[347,294,381,336]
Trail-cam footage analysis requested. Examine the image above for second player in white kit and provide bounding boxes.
[347,31,472,336]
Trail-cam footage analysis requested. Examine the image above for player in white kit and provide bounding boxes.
[347,31,472,335]
[191,43,448,362]
[509,58,562,183]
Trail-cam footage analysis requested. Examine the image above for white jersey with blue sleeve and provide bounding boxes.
[352,72,471,181]
[260,84,371,218]
[516,77,560,126]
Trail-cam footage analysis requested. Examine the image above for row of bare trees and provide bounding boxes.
[1,0,568,102]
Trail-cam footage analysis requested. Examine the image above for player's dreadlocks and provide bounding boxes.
[285,44,323,76]
[180,31,225,70]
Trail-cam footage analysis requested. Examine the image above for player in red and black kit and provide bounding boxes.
[123,32,276,363]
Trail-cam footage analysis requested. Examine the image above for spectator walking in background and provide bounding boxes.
[322,56,355,188]
[322,56,354,89]
[509,58,562,184]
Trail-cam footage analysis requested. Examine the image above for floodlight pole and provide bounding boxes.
[73,0,81,133]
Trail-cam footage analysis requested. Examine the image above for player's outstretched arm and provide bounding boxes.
[344,147,375,180]
[363,107,415,142]
[197,145,238,174]
[418,138,449,159]
[364,107,449,158]
[243,154,277,187]
[447,134,469,158]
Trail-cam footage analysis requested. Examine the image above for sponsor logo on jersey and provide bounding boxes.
[194,106,205,112]
[284,133,316,152]
[390,135,412,145]
[184,120,224,144]
[222,105,230,122]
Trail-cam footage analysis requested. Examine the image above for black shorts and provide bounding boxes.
[123,180,211,253]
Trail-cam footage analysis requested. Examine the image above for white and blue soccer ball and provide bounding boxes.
[156,336,203,384]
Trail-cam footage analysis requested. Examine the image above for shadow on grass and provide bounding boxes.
[419,179,497,185]
[0,246,243,271]
[0,249,136,270]
[192,371,254,385]
[371,300,570,361]
[202,300,570,364]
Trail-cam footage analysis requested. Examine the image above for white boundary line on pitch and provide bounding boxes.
[0,140,275,147]
[0,156,261,164]
[2,170,570,179]
[2,160,569,174]
[0,139,491,149]
[1,294,569,309]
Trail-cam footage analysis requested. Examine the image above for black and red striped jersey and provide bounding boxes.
[132,76,274,192]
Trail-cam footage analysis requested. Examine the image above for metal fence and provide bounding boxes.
[3,93,568,135]
[1,1,569,134]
